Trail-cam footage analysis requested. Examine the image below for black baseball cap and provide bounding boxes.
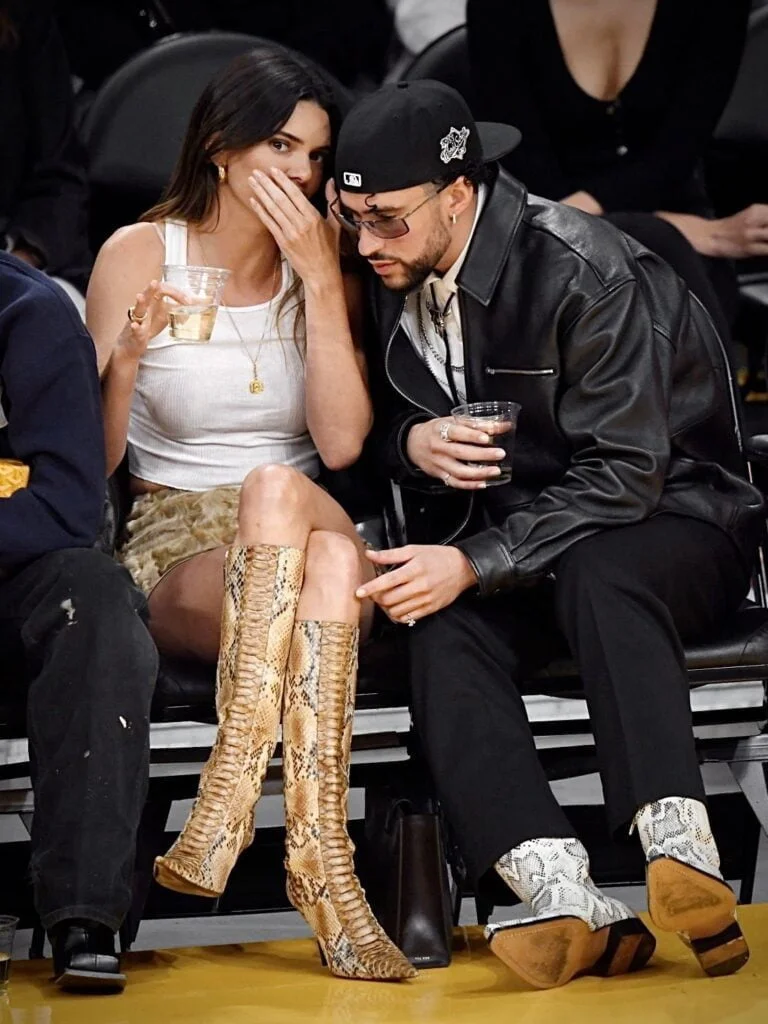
[335,80,521,195]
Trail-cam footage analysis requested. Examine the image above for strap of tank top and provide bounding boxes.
[163,220,188,266]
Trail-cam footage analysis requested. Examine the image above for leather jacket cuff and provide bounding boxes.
[395,413,431,477]
[454,532,517,597]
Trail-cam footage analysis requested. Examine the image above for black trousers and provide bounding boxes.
[409,516,751,884]
[0,549,157,931]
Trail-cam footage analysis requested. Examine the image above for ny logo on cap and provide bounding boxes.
[440,126,470,164]
[343,172,362,187]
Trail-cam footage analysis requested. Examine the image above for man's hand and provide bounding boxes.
[406,417,506,489]
[356,544,478,624]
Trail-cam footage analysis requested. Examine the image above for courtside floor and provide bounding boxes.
[3,905,768,1024]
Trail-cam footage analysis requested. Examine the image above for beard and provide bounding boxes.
[368,217,452,292]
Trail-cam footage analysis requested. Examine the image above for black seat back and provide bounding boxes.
[399,25,473,109]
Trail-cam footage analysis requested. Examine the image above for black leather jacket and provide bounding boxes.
[368,170,764,596]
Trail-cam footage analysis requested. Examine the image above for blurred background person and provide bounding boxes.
[0,1,90,311]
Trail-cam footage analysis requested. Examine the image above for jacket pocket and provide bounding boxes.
[485,367,556,377]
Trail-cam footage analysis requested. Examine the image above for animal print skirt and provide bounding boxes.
[117,485,241,594]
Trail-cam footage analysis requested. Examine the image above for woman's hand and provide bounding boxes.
[113,280,187,365]
[710,204,768,259]
[248,168,341,288]
[406,417,507,490]
[561,190,604,215]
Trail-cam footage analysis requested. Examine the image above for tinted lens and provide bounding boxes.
[369,218,409,239]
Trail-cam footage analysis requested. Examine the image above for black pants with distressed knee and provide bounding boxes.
[0,548,157,931]
[409,515,751,883]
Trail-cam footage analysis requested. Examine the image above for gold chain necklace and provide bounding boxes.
[195,230,281,395]
[223,258,281,395]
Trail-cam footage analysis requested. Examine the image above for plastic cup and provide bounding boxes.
[0,916,18,988]
[162,264,230,342]
[451,401,521,486]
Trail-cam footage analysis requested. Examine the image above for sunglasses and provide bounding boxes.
[330,185,447,240]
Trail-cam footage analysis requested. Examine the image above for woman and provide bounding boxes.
[87,45,414,982]
[468,0,765,338]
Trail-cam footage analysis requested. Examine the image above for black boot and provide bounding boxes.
[49,920,126,993]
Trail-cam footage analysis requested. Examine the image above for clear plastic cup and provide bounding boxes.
[0,916,18,989]
[162,264,230,342]
[451,401,521,486]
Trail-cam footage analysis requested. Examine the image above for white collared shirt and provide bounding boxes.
[400,184,487,404]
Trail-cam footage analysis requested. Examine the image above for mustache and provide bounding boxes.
[367,254,401,263]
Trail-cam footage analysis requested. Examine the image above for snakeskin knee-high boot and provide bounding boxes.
[487,837,655,989]
[634,796,749,976]
[282,620,416,981]
[154,544,304,898]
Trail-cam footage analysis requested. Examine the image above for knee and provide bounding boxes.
[239,464,307,525]
[556,536,634,605]
[304,531,362,588]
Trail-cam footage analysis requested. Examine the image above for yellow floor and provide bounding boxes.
[3,905,768,1024]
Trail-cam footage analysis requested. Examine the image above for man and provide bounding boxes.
[338,81,763,989]
[0,252,157,992]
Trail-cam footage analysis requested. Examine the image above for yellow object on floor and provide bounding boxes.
[4,905,768,1024]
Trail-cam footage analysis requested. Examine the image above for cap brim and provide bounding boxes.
[477,122,522,163]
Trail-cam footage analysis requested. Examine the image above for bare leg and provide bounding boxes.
[148,466,376,660]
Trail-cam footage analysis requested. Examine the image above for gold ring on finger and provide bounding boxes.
[128,305,148,324]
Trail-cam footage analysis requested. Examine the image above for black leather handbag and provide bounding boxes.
[363,786,454,969]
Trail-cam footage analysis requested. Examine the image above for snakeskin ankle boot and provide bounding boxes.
[282,620,416,981]
[486,837,655,989]
[634,796,749,976]
[154,544,304,898]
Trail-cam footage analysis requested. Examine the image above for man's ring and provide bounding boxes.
[404,614,416,628]
[439,422,451,442]
[128,306,148,324]
[442,472,451,485]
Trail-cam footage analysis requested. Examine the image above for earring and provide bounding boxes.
[451,214,457,225]
[217,164,227,183]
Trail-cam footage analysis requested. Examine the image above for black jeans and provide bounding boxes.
[409,515,751,883]
[0,549,157,931]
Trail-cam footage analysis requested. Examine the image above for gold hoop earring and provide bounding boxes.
[218,164,227,183]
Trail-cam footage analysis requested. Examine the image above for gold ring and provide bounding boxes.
[128,305,148,324]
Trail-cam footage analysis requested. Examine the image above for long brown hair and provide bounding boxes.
[143,44,340,348]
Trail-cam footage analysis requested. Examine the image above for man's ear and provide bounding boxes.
[445,177,476,221]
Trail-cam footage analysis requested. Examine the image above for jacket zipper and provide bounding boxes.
[384,304,474,544]
[485,367,556,376]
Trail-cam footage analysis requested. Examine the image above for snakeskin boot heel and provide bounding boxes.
[282,620,416,981]
[634,796,749,976]
[487,837,655,989]
[154,544,304,898]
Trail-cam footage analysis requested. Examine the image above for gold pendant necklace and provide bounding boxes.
[195,230,279,395]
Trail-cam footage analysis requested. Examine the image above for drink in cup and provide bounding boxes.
[162,264,230,342]
[0,916,18,988]
[451,401,521,486]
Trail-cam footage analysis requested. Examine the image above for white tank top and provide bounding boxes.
[127,220,319,490]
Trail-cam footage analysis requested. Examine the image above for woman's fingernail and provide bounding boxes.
[479,481,487,489]
[355,588,366,599]
[491,467,502,476]
[494,449,506,459]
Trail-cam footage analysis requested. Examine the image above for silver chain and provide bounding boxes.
[415,292,464,373]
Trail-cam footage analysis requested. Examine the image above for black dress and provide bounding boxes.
[468,0,750,214]
[467,0,751,334]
